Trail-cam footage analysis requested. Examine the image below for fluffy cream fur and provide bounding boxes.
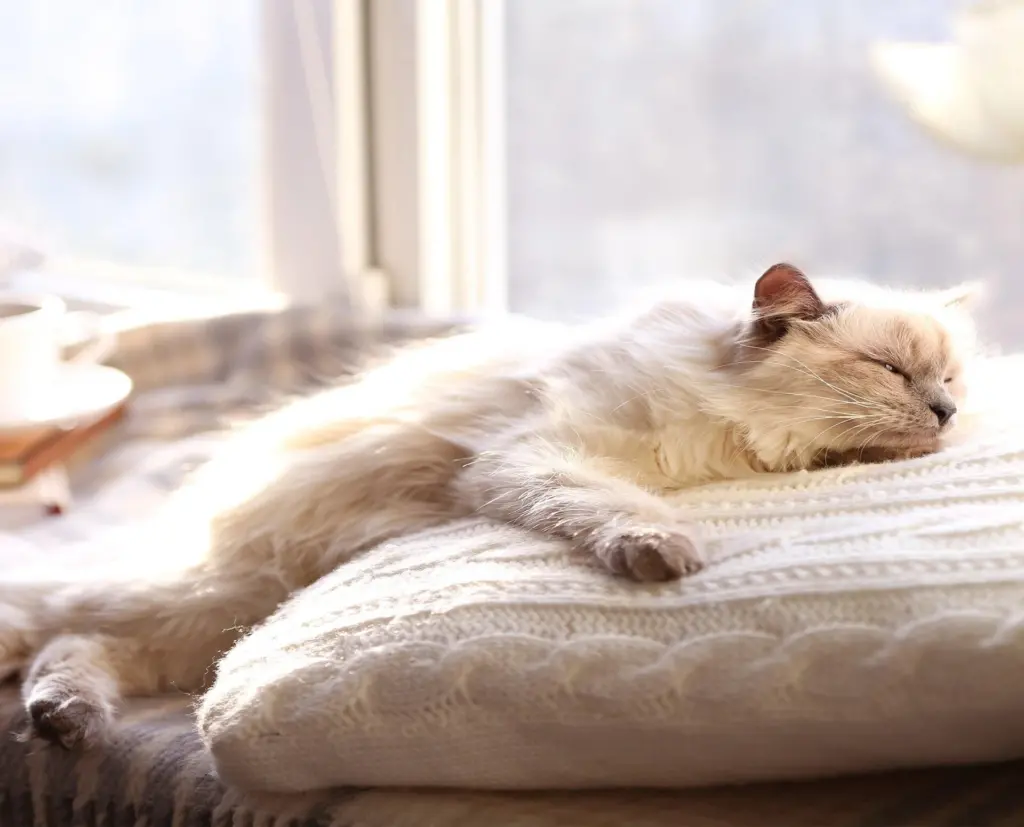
[0,264,978,749]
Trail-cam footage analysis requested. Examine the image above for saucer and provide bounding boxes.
[0,364,132,433]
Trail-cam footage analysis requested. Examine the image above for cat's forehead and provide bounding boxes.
[837,305,955,368]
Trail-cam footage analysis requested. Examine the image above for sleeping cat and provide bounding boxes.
[0,263,977,749]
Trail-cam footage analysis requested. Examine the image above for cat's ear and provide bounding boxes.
[751,263,825,342]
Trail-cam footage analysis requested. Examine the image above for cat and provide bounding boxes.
[0,263,978,749]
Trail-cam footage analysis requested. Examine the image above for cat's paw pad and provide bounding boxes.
[26,689,111,750]
[598,528,703,582]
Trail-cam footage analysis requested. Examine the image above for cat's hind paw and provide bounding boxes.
[23,683,112,750]
[594,526,704,582]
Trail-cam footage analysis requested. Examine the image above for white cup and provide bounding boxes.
[0,294,115,422]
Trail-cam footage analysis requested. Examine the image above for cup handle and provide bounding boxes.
[62,310,117,365]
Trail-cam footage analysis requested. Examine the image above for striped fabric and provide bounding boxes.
[0,690,365,827]
[1,303,1022,826]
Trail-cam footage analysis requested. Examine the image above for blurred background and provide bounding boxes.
[0,1,1022,342]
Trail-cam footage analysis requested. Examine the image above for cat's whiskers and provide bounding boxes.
[715,383,880,420]
[732,345,877,408]
[771,361,878,409]
[714,380,875,409]
[805,412,890,459]
[804,417,870,455]
[856,429,886,463]
[845,421,891,464]
[818,415,894,462]
[784,413,874,428]
[723,362,878,411]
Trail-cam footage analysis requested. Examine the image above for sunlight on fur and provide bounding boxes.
[0,263,981,749]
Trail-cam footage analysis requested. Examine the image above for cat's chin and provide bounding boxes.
[884,430,948,452]
[815,437,944,468]
[876,431,948,458]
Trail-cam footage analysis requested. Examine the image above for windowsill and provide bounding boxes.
[2,259,289,331]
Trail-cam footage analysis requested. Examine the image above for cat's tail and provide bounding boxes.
[0,581,49,681]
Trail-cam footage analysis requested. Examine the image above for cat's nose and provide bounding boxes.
[929,401,957,427]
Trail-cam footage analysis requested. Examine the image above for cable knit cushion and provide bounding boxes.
[198,387,1024,793]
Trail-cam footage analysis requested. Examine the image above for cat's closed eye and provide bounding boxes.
[878,361,905,378]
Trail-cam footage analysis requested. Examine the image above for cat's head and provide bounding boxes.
[724,263,980,469]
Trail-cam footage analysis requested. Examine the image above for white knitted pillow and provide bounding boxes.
[198,369,1024,794]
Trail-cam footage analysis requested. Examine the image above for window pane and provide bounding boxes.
[0,1,259,278]
[505,0,1024,346]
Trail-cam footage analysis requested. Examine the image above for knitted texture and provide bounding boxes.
[198,408,1024,794]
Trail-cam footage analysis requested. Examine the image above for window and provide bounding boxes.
[6,3,1019,341]
[0,1,260,286]
[501,0,1024,346]
[362,0,1023,350]
[0,0,352,311]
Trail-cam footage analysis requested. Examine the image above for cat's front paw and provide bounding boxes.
[593,526,703,582]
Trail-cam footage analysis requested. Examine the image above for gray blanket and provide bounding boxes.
[0,689,363,826]
[3,687,1024,827]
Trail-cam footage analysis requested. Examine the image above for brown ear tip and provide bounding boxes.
[758,262,805,281]
[754,262,810,298]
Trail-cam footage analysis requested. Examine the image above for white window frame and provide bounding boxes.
[363,0,508,317]
[4,0,506,321]
[6,2,344,317]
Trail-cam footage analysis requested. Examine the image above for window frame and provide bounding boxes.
[366,0,508,316]
[3,0,504,319]
[3,1,348,314]
[262,0,383,313]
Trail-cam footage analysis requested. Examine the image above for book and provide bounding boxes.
[0,403,128,487]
